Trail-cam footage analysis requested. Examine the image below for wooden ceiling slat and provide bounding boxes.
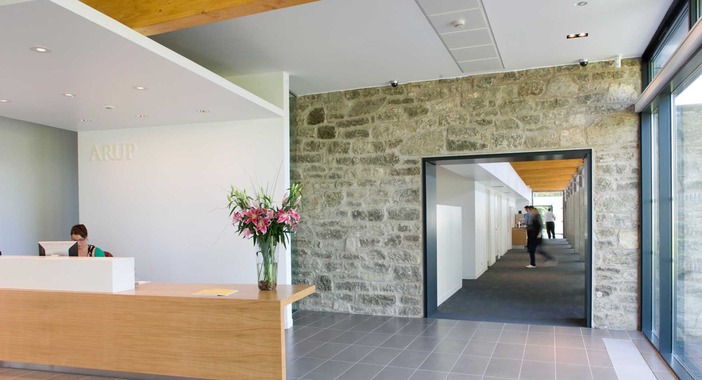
[81,0,319,36]
[511,159,584,192]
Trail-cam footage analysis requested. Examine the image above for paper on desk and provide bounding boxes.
[192,288,238,296]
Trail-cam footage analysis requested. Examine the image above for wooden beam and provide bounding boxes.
[81,0,319,36]
[510,159,583,171]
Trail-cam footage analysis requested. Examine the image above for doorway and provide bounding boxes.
[422,150,593,327]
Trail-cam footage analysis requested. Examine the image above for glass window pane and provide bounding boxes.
[652,109,661,339]
[672,72,702,378]
[652,8,689,79]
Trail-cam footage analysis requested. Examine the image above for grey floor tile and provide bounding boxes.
[355,332,393,347]
[586,349,613,367]
[527,332,555,346]
[397,322,432,335]
[447,326,477,340]
[359,347,403,366]
[581,328,609,337]
[524,345,556,362]
[582,336,607,351]
[332,330,372,344]
[374,318,412,334]
[555,363,593,380]
[450,354,490,375]
[336,363,384,380]
[590,366,618,380]
[520,360,556,380]
[288,357,327,378]
[409,369,448,380]
[555,326,583,335]
[628,330,646,339]
[419,352,460,372]
[608,330,632,339]
[493,343,525,359]
[462,340,496,357]
[478,321,505,330]
[421,324,455,339]
[556,334,585,349]
[498,331,528,345]
[529,325,555,333]
[380,334,417,350]
[642,353,670,372]
[332,344,375,362]
[555,347,589,365]
[472,328,502,343]
[288,339,324,358]
[372,366,415,380]
[483,357,521,379]
[304,342,353,360]
[301,360,354,380]
[406,336,442,351]
[445,373,482,380]
[387,350,431,369]
[306,328,346,342]
[503,323,529,332]
[433,339,468,355]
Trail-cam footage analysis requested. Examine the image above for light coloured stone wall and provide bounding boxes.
[291,59,642,329]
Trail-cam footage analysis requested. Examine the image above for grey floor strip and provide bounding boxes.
[603,338,657,380]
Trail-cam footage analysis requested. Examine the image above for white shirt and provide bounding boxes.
[545,211,556,223]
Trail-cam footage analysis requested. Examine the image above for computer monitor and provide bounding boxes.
[38,241,78,256]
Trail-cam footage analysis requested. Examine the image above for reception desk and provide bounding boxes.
[0,283,315,379]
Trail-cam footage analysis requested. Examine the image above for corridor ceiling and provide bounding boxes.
[511,159,584,192]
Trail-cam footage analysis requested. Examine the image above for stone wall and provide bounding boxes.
[291,59,642,329]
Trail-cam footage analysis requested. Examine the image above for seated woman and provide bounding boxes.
[70,224,105,257]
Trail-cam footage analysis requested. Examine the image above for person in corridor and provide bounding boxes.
[544,207,556,239]
[526,207,557,268]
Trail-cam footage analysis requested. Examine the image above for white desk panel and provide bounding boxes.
[0,256,135,292]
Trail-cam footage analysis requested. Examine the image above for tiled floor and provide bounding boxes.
[0,311,680,380]
[286,311,679,380]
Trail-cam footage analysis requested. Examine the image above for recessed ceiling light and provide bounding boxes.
[136,114,148,118]
[102,105,116,110]
[30,46,51,53]
[0,99,10,103]
[575,1,588,6]
[197,109,210,113]
[566,32,589,39]
[80,118,92,122]
[133,86,148,90]
[63,93,76,98]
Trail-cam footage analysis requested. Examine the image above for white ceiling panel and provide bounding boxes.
[416,0,481,16]
[452,44,498,61]
[430,9,487,34]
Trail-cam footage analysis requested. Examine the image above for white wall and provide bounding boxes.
[436,205,462,305]
[0,116,78,254]
[78,118,287,287]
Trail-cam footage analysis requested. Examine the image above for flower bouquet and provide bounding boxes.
[227,183,301,290]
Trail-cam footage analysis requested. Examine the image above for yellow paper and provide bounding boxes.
[192,288,238,296]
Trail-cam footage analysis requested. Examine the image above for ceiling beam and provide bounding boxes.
[81,0,319,36]
[510,159,583,170]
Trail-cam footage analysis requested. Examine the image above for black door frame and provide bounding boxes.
[422,149,593,327]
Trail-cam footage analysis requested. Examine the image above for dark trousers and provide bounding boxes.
[546,221,555,239]
[528,239,555,266]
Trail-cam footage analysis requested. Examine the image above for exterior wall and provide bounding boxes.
[291,59,641,329]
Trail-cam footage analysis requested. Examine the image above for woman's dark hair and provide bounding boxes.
[70,224,88,238]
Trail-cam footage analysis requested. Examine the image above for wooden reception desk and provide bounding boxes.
[0,283,315,379]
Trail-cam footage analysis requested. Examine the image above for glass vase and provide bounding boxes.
[256,239,278,291]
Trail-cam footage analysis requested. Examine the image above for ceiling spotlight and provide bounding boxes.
[136,114,148,118]
[80,118,92,122]
[197,109,210,113]
[133,86,147,90]
[0,99,10,103]
[30,46,51,53]
[102,105,116,110]
[62,93,76,98]
[575,1,588,5]
[452,19,466,28]
[566,32,589,39]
